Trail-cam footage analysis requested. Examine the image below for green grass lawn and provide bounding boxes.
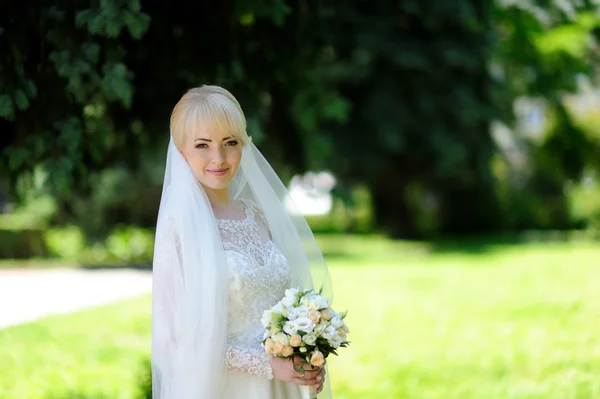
[1,235,599,399]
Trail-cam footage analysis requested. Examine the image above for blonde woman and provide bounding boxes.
[151,86,333,398]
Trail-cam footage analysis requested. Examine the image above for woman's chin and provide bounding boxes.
[200,178,232,191]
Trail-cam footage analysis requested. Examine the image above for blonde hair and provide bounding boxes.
[170,85,249,150]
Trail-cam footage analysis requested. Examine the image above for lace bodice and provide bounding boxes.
[219,199,291,380]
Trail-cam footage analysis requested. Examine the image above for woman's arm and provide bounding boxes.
[225,345,274,379]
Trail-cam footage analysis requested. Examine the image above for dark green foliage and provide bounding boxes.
[0,0,150,199]
[308,1,502,237]
[491,2,600,230]
[0,229,49,258]
[1,0,599,238]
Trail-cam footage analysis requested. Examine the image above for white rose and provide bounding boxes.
[330,316,344,329]
[286,307,298,321]
[282,295,296,308]
[261,310,273,328]
[283,321,298,336]
[308,297,320,311]
[294,317,315,333]
[289,305,309,321]
[285,288,299,299]
[263,330,272,340]
[272,332,289,346]
[319,296,331,309]
[328,334,343,348]
[314,322,327,336]
[301,296,311,307]
[322,326,337,340]
[309,295,330,310]
[271,302,283,314]
[302,333,317,345]
[295,306,310,318]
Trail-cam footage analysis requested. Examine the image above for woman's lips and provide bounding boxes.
[207,168,229,176]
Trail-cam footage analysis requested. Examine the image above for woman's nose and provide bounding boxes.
[211,147,225,163]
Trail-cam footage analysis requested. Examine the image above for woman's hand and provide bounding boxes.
[270,356,326,392]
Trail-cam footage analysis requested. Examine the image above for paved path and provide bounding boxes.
[0,268,152,329]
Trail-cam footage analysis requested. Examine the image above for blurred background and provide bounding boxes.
[1,1,599,398]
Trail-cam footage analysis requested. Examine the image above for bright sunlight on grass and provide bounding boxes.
[1,235,599,398]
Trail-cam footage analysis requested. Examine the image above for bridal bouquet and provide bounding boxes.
[261,288,349,398]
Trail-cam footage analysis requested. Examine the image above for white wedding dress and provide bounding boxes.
[219,199,302,399]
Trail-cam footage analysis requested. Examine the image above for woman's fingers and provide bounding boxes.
[298,368,320,379]
[291,377,319,386]
[316,380,324,393]
[288,356,326,387]
[293,367,325,388]
[294,357,318,370]
[315,368,326,392]
[317,384,324,394]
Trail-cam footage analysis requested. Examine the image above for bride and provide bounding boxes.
[151,85,333,398]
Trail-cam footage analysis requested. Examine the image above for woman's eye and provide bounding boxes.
[195,143,208,149]
[226,140,239,146]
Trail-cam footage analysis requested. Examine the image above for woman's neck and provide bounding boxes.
[203,185,232,208]
[203,186,246,220]
[204,186,231,208]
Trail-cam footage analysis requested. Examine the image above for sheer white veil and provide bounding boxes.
[151,133,333,398]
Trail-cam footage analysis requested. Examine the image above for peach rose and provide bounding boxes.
[264,338,274,354]
[310,350,325,367]
[281,345,294,357]
[270,325,281,335]
[320,309,332,321]
[308,309,321,324]
[290,334,302,347]
[273,341,284,356]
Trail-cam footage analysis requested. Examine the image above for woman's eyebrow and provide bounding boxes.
[194,136,232,142]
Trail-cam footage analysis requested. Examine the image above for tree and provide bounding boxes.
[1,0,599,238]
[0,0,345,237]
[305,1,502,237]
[491,0,600,229]
[0,0,150,198]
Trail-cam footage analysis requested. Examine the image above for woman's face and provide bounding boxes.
[180,125,242,192]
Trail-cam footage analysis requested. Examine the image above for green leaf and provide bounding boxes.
[14,90,30,110]
[0,94,15,120]
[240,13,255,26]
[127,0,142,13]
[24,80,38,97]
[82,42,101,63]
